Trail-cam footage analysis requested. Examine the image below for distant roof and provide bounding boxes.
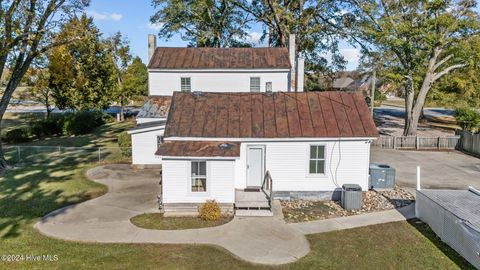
[333,77,354,89]
[164,91,378,139]
[136,96,171,119]
[148,47,291,70]
[157,141,240,157]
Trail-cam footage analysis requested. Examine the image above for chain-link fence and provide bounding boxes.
[3,146,132,166]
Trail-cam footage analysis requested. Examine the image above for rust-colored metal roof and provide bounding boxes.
[136,96,172,119]
[164,92,379,138]
[157,141,240,157]
[148,47,291,69]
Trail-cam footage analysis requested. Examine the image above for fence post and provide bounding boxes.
[393,136,396,149]
[17,146,21,164]
[98,148,101,162]
[416,136,419,150]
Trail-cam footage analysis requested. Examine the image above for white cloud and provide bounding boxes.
[339,48,360,62]
[147,22,164,30]
[86,10,123,21]
[246,31,262,44]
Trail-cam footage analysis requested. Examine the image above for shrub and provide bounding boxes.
[198,200,221,221]
[30,114,65,139]
[4,127,32,143]
[455,107,480,133]
[117,131,131,157]
[63,110,108,135]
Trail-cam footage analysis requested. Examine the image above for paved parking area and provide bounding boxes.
[371,149,480,190]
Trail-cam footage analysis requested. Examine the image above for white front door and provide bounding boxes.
[247,146,264,188]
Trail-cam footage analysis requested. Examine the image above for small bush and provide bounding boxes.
[198,200,221,221]
[4,128,32,143]
[63,110,107,135]
[117,131,131,157]
[455,107,480,133]
[30,114,65,138]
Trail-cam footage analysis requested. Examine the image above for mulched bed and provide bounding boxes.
[282,186,415,223]
[130,213,233,230]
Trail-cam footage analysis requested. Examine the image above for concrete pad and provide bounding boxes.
[371,149,480,191]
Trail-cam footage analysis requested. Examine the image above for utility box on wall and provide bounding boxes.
[369,164,396,189]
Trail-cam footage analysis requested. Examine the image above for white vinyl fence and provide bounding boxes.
[372,136,460,150]
[3,146,132,165]
[457,130,480,157]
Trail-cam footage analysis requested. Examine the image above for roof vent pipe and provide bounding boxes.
[469,186,480,196]
[148,34,157,64]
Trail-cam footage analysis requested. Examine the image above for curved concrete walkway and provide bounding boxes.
[35,164,415,265]
[35,165,310,265]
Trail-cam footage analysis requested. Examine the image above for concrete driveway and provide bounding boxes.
[371,149,480,190]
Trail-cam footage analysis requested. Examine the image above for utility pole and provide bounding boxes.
[370,69,376,115]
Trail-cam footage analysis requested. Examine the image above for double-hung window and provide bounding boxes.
[191,161,207,192]
[250,77,260,92]
[181,77,191,92]
[309,145,325,174]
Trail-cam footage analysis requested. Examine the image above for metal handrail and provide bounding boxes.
[261,170,273,208]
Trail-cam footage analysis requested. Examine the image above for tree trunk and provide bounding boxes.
[0,142,9,174]
[403,75,415,136]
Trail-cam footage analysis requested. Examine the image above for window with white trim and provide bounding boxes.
[191,161,206,192]
[309,145,325,174]
[181,77,191,92]
[250,77,260,92]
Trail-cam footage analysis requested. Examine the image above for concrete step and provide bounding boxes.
[235,209,273,217]
[235,201,270,208]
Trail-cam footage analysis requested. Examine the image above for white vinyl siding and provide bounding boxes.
[234,140,370,191]
[162,159,235,203]
[130,128,165,165]
[180,77,191,92]
[250,77,261,92]
[148,71,289,95]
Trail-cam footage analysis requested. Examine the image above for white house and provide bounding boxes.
[157,91,378,216]
[129,34,305,166]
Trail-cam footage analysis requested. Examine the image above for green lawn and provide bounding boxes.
[131,213,233,230]
[0,119,475,269]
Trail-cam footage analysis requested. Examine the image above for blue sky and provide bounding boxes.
[87,0,361,70]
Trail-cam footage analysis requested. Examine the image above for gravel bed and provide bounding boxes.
[281,186,415,223]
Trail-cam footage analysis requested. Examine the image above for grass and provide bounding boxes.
[0,114,475,269]
[131,213,233,230]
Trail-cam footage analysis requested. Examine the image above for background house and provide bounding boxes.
[129,34,305,166]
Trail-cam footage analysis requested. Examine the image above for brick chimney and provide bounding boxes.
[148,34,157,64]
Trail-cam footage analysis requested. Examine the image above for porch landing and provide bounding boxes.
[235,189,272,216]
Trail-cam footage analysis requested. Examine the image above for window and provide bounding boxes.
[250,77,260,92]
[191,161,207,192]
[181,77,191,92]
[309,145,325,174]
[265,82,272,92]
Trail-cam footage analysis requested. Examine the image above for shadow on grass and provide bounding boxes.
[0,161,105,238]
[408,218,476,270]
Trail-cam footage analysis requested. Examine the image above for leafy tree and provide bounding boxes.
[348,0,479,135]
[106,32,132,121]
[429,36,480,108]
[31,70,54,117]
[235,0,347,73]
[0,0,89,171]
[151,0,251,47]
[48,15,116,111]
[123,57,148,102]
